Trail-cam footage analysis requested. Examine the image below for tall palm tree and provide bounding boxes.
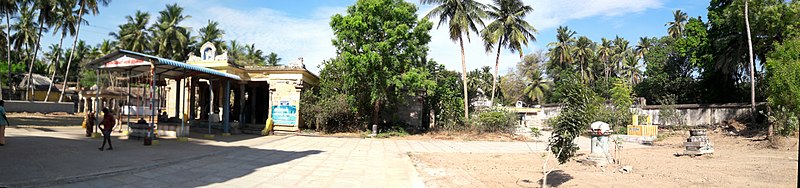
[546,26,576,74]
[198,19,224,48]
[150,4,191,61]
[665,10,688,38]
[44,0,81,102]
[226,40,244,61]
[480,0,536,102]
[0,0,20,99]
[12,5,37,67]
[620,52,642,84]
[112,10,149,53]
[574,36,594,84]
[612,36,630,77]
[59,0,111,103]
[597,37,613,82]
[523,67,549,105]
[744,0,757,133]
[243,43,265,66]
[265,52,280,66]
[422,0,486,119]
[24,0,57,100]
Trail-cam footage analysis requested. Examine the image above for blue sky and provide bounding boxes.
[38,0,709,74]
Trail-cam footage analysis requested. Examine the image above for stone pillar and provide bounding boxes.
[250,86,256,124]
[174,79,181,118]
[238,83,245,125]
[189,78,196,120]
[83,97,90,113]
[223,80,231,133]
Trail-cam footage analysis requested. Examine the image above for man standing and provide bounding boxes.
[98,108,115,151]
[0,100,9,146]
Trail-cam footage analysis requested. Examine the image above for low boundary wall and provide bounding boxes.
[5,100,76,114]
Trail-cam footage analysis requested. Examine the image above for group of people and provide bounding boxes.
[0,99,116,150]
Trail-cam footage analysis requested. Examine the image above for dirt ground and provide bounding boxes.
[411,132,799,188]
[6,112,84,127]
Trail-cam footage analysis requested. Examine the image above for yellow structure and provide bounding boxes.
[628,115,657,137]
[164,42,319,134]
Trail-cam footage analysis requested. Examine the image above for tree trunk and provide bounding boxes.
[459,36,469,119]
[372,99,381,128]
[44,33,67,102]
[26,14,47,101]
[491,36,502,103]
[744,0,757,131]
[2,15,10,100]
[59,2,85,103]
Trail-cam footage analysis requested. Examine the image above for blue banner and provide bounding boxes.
[271,105,297,125]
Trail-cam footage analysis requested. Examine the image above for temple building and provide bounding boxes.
[86,42,318,136]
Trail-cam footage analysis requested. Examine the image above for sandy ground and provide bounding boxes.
[411,132,799,188]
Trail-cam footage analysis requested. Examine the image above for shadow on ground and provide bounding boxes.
[538,170,574,187]
[0,127,320,187]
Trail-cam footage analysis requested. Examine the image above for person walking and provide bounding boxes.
[98,108,115,151]
[0,100,9,146]
[85,110,96,137]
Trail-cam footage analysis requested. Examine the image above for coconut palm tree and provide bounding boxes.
[546,26,576,75]
[198,19,224,48]
[0,0,20,99]
[597,37,613,82]
[24,0,57,100]
[44,0,82,102]
[620,53,642,84]
[421,0,486,119]
[59,0,111,103]
[480,0,536,102]
[612,36,630,77]
[12,5,37,65]
[665,10,687,38]
[523,67,549,105]
[150,4,191,61]
[265,52,280,66]
[112,10,149,53]
[226,40,244,61]
[574,36,594,84]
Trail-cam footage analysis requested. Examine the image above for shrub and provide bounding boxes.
[657,94,683,127]
[530,127,543,138]
[469,107,517,134]
[770,106,799,137]
[301,92,362,133]
[547,75,603,164]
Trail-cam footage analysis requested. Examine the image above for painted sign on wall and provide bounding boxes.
[271,101,297,125]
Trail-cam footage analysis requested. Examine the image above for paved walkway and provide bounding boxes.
[1,127,648,187]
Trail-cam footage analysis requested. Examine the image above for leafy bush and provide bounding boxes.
[375,126,410,138]
[300,92,362,133]
[530,127,543,138]
[610,79,633,129]
[547,75,603,164]
[770,107,799,137]
[469,107,517,134]
[657,94,683,127]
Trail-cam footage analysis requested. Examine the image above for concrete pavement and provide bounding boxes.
[1,127,649,187]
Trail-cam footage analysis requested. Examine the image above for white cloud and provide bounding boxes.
[418,0,664,75]
[179,5,341,74]
[172,0,662,76]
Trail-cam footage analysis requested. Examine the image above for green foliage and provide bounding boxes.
[770,106,799,137]
[426,63,465,130]
[657,94,682,127]
[610,78,633,128]
[375,126,410,138]
[530,126,542,138]
[328,0,434,125]
[765,38,800,114]
[547,75,602,164]
[300,91,361,133]
[468,107,516,134]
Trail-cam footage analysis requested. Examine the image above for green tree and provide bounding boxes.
[60,0,111,102]
[330,0,435,126]
[574,36,594,84]
[765,37,800,121]
[609,78,633,129]
[150,4,191,61]
[480,0,536,102]
[197,19,224,49]
[665,9,688,38]
[265,52,281,66]
[1,0,20,98]
[24,0,57,100]
[546,26,576,77]
[467,66,494,107]
[44,0,82,102]
[112,10,150,53]
[422,0,486,119]
[546,73,601,165]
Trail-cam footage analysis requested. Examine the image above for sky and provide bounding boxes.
[38,0,710,75]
